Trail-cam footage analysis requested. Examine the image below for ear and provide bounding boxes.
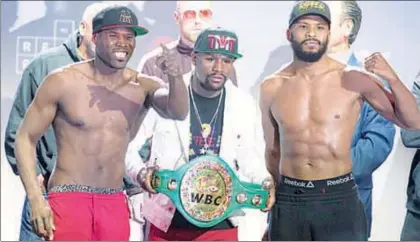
[79,21,87,36]
[191,53,197,66]
[174,11,180,24]
[286,29,292,42]
[92,33,97,44]
[341,18,354,38]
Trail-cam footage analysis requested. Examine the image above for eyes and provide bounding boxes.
[204,56,233,64]
[296,24,327,31]
[107,33,134,41]
[182,9,213,21]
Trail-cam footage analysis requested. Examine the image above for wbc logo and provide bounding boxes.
[207,34,237,52]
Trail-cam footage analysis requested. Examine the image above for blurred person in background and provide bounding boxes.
[400,73,420,241]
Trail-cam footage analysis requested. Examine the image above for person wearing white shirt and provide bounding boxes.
[126,27,274,241]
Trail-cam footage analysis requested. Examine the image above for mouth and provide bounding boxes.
[303,40,320,48]
[191,28,203,33]
[113,51,129,61]
[210,74,225,83]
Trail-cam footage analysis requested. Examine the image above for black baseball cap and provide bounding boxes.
[92,5,148,36]
[289,1,331,27]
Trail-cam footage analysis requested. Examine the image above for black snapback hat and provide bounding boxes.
[289,1,331,27]
[92,5,148,36]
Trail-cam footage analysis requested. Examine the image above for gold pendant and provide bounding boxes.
[201,123,211,139]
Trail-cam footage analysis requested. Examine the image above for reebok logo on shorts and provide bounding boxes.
[282,173,353,189]
[284,178,315,189]
[326,174,353,186]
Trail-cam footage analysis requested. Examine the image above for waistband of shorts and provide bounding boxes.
[48,184,124,194]
[277,172,355,195]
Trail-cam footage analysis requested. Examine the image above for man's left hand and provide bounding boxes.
[156,43,181,79]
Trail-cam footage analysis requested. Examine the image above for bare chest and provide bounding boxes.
[272,74,362,129]
[58,82,147,132]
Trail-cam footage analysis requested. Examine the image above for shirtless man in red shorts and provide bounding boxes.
[260,1,420,241]
[14,5,188,241]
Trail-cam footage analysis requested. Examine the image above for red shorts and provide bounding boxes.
[149,223,238,241]
[48,190,130,241]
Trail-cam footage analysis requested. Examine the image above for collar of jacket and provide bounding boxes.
[62,30,85,63]
[176,39,194,56]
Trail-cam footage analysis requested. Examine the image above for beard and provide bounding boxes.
[199,73,227,91]
[291,34,329,63]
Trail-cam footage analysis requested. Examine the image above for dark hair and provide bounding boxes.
[341,1,362,45]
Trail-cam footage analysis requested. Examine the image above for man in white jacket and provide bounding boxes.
[126,27,274,241]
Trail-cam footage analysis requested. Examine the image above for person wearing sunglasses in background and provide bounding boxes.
[138,1,237,86]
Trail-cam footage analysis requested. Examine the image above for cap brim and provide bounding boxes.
[130,26,149,36]
[195,49,243,59]
[290,13,331,27]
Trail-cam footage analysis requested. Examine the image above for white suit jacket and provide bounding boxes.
[125,71,270,227]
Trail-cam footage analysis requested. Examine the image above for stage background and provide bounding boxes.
[1,1,419,241]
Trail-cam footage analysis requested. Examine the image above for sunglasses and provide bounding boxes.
[182,9,213,21]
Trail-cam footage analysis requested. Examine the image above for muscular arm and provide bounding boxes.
[15,73,62,203]
[353,71,420,130]
[141,74,188,121]
[259,80,281,181]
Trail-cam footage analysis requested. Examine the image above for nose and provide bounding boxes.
[305,26,316,38]
[116,35,129,46]
[194,17,202,25]
[212,59,223,73]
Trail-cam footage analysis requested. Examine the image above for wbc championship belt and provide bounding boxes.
[151,155,270,228]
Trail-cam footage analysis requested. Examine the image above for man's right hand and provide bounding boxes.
[29,197,55,240]
[137,165,159,194]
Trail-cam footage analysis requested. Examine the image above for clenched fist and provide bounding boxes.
[364,52,400,84]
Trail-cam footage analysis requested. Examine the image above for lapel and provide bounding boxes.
[219,82,236,159]
[174,76,238,164]
[175,72,192,163]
